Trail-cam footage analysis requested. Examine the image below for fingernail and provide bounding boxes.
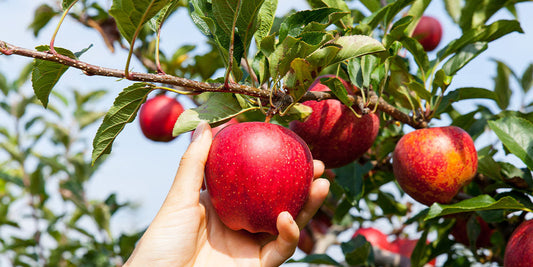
[192,121,208,142]
[285,212,294,224]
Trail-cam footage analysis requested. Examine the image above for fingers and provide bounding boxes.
[313,160,325,179]
[260,212,300,267]
[295,178,330,229]
[165,121,212,208]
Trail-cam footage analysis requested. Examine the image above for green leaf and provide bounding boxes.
[438,20,523,60]
[215,0,264,52]
[0,170,24,187]
[342,235,374,266]
[307,0,353,27]
[363,0,413,30]
[406,80,431,100]
[288,254,341,266]
[320,76,354,108]
[436,87,497,115]
[28,4,58,37]
[493,59,512,110]
[488,114,533,171]
[442,42,488,76]
[306,35,385,68]
[254,0,278,47]
[268,35,329,79]
[444,0,462,23]
[400,37,429,77]
[334,162,373,205]
[0,72,8,96]
[91,83,153,165]
[521,63,533,93]
[31,46,76,108]
[62,0,78,10]
[359,0,381,13]
[93,203,111,236]
[284,58,314,103]
[109,0,171,43]
[173,93,259,136]
[458,0,517,31]
[148,0,183,32]
[425,195,530,220]
[278,7,348,42]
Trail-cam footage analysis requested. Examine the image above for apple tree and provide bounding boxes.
[1,0,533,266]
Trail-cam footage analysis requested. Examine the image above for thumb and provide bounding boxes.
[164,121,212,208]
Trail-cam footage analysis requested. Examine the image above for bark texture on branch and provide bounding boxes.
[1,40,428,129]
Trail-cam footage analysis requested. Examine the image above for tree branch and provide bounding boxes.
[1,40,428,129]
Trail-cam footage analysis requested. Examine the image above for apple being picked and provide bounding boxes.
[290,76,380,169]
[205,122,314,235]
[504,219,533,267]
[412,15,443,51]
[393,126,478,206]
[138,94,184,142]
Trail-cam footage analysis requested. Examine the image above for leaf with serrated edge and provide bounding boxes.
[91,83,153,165]
[109,0,171,43]
[425,195,530,221]
[254,0,278,47]
[306,35,385,68]
[488,114,533,171]
[31,46,76,108]
[173,93,259,136]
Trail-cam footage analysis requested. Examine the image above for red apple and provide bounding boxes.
[298,227,314,254]
[205,122,314,235]
[391,238,436,266]
[412,16,443,52]
[504,220,533,267]
[352,227,395,252]
[450,215,494,248]
[289,76,380,169]
[393,126,478,205]
[138,94,184,142]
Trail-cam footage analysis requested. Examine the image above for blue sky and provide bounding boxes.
[1,0,533,264]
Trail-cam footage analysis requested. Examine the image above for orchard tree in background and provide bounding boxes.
[2,0,533,266]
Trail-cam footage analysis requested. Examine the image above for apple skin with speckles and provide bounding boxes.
[412,16,443,52]
[139,94,184,142]
[504,219,533,267]
[205,122,314,235]
[289,76,380,169]
[393,126,478,206]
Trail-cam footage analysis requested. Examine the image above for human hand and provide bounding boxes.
[124,121,330,267]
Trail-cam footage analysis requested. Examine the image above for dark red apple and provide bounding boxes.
[393,126,478,206]
[504,220,533,267]
[289,76,380,169]
[412,16,443,52]
[352,227,394,252]
[139,94,184,142]
[450,215,494,248]
[205,122,314,235]
[297,210,332,254]
[298,226,315,254]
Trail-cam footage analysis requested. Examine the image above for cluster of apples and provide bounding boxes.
[135,16,533,265]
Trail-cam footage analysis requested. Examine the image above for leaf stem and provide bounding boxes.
[49,0,79,55]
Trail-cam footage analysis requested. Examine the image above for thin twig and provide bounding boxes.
[1,41,429,129]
